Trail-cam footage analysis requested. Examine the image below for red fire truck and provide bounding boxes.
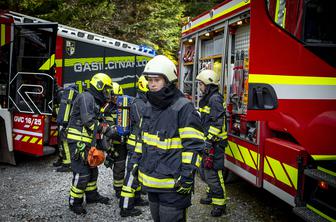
[0,11,155,165]
[179,0,335,221]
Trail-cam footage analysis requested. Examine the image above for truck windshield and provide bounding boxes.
[266,0,336,67]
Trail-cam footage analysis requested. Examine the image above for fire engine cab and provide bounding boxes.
[179,0,335,221]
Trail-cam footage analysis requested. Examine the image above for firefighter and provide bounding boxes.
[119,75,149,217]
[66,73,115,215]
[196,69,228,217]
[54,84,80,172]
[103,82,128,199]
[124,55,204,221]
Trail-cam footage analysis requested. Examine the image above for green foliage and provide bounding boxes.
[4,0,222,61]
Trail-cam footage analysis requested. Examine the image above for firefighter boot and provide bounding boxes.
[53,157,62,167]
[86,193,110,205]
[200,196,212,205]
[134,197,149,206]
[120,208,142,217]
[211,205,226,217]
[56,164,72,172]
[69,204,87,215]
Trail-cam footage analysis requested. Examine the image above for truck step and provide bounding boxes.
[293,207,330,222]
[304,169,336,188]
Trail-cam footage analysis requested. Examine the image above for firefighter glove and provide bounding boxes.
[104,153,114,168]
[105,125,117,139]
[175,176,193,195]
[204,146,215,169]
[87,146,105,167]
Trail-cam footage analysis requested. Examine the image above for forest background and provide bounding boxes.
[1,0,224,62]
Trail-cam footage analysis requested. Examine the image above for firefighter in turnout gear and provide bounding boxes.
[54,84,79,172]
[125,55,204,221]
[66,73,113,215]
[119,75,149,217]
[196,69,228,217]
[102,82,128,199]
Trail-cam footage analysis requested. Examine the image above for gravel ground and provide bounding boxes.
[0,154,303,222]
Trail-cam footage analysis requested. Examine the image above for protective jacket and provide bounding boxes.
[66,88,105,145]
[131,94,204,193]
[199,85,227,169]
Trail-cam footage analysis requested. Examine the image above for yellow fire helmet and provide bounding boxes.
[137,75,149,92]
[196,69,219,85]
[90,73,113,91]
[112,82,124,95]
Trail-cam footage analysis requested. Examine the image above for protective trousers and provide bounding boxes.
[60,129,71,165]
[199,165,227,207]
[148,192,189,222]
[68,142,99,207]
[119,151,142,209]
[111,143,127,194]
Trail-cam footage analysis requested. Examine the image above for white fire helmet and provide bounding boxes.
[143,55,177,82]
[196,69,219,85]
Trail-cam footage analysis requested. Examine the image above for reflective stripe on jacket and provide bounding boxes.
[66,91,99,144]
[136,97,204,192]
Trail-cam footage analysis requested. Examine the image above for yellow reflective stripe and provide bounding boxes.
[249,74,336,86]
[39,54,55,70]
[129,134,136,140]
[283,163,298,190]
[1,24,5,46]
[127,139,136,146]
[196,154,202,168]
[67,134,92,143]
[198,106,210,114]
[71,186,84,194]
[106,116,114,122]
[122,185,135,193]
[217,170,226,205]
[182,152,193,164]
[135,142,142,153]
[88,123,95,131]
[143,132,183,150]
[29,137,38,143]
[55,59,62,67]
[226,141,259,170]
[70,190,84,198]
[113,179,124,187]
[85,181,97,191]
[212,197,226,206]
[307,204,336,222]
[87,181,96,186]
[312,155,336,161]
[179,127,204,140]
[182,0,250,33]
[318,166,336,177]
[122,96,127,127]
[64,90,75,122]
[63,140,71,164]
[121,82,135,89]
[22,136,30,142]
[121,191,135,198]
[138,170,175,189]
[70,186,84,198]
[208,126,221,136]
[68,127,91,137]
[265,156,293,188]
